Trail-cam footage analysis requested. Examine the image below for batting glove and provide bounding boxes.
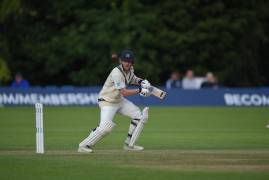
[141,79,151,89]
[139,88,151,97]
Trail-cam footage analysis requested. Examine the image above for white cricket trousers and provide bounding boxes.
[99,98,142,127]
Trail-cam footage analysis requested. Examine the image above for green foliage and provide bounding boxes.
[0,58,10,83]
[0,0,21,22]
[0,0,269,86]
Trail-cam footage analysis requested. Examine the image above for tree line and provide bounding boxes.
[0,0,268,87]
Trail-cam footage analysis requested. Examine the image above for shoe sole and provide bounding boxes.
[123,146,144,151]
[78,147,93,153]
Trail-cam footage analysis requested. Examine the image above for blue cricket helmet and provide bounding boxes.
[120,50,135,63]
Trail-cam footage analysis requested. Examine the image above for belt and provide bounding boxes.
[98,98,106,102]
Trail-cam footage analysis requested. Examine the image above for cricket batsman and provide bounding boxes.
[78,50,152,153]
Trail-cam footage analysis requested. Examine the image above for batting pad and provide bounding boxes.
[129,107,149,147]
[79,121,116,147]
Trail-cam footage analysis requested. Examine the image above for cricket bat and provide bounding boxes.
[149,86,167,100]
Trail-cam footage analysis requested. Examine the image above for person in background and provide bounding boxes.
[182,70,198,89]
[166,71,181,89]
[201,72,218,89]
[10,72,30,88]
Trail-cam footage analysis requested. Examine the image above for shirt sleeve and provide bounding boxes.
[111,70,126,89]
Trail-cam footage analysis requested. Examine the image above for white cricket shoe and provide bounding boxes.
[78,146,93,153]
[266,124,269,128]
[123,145,144,151]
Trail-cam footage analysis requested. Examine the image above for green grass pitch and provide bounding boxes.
[0,106,269,180]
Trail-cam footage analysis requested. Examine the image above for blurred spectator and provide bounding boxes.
[10,72,30,88]
[201,72,218,89]
[166,71,181,89]
[182,70,199,89]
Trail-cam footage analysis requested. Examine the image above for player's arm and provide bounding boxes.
[131,75,151,89]
[119,88,140,97]
[112,72,150,97]
[129,74,143,86]
[120,87,150,97]
[111,73,141,96]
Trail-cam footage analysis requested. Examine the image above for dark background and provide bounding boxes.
[1,0,269,87]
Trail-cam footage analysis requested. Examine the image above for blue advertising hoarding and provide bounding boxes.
[0,87,268,107]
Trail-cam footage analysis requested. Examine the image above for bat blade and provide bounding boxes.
[149,86,167,100]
